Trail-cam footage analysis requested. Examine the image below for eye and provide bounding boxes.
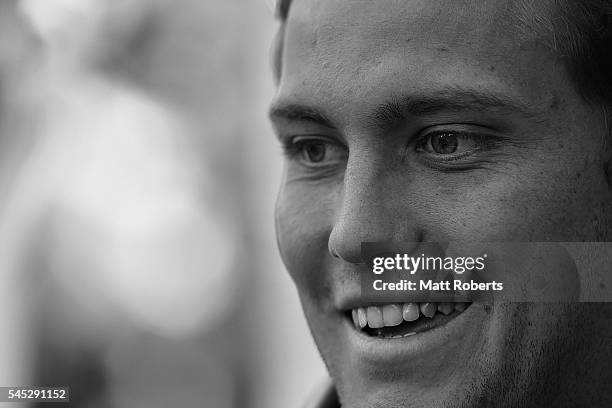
[416,131,484,159]
[283,136,347,166]
[429,133,458,154]
[301,141,327,162]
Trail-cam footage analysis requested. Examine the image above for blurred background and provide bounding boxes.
[0,0,326,407]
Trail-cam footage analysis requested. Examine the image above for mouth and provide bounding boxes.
[338,299,486,370]
[348,302,472,338]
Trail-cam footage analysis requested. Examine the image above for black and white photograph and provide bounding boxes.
[1,0,612,407]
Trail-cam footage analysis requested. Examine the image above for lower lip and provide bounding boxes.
[344,303,485,365]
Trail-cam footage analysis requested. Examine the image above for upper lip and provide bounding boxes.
[337,295,453,312]
[333,261,478,311]
[337,291,472,312]
[336,291,378,312]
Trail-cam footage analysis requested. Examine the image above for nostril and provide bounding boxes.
[329,247,341,259]
[328,231,365,264]
[328,219,370,263]
[328,240,368,264]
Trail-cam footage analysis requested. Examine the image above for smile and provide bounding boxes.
[349,302,472,338]
[340,301,487,367]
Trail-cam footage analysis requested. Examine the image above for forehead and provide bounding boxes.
[276,0,564,121]
[286,0,516,59]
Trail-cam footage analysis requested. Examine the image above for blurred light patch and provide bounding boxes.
[0,1,327,407]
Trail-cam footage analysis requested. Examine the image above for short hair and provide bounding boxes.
[275,0,292,20]
[515,0,612,108]
[271,0,292,84]
[273,0,612,110]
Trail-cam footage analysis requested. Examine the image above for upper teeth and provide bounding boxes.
[351,302,469,330]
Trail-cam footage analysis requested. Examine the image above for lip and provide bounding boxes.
[342,302,487,366]
[336,290,471,311]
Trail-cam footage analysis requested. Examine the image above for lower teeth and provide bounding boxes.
[380,331,417,339]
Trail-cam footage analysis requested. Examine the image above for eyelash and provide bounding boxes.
[280,138,308,158]
[279,130,506,170]
[281,136,345,161]
[413,131,503,160]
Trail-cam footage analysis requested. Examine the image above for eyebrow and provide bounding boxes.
[268,103,335,129]
[369,90,542,131]
[269,88,543,131]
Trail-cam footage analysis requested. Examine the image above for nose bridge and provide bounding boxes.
[328,152,416,264]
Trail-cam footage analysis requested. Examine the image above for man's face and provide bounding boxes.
[271,0,612,407]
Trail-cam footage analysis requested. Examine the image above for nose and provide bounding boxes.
[328,153,421,264]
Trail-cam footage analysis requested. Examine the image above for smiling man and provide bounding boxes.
[269,0,612,407]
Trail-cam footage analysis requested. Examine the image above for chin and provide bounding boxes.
[307,302,583,408]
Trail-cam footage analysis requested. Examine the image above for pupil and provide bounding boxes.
[306,143,326,162]
[432,134,458,154]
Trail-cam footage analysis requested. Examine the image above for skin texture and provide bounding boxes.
[270,0,612,407]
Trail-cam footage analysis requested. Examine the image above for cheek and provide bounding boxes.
[418,161,608,241]
[486,304,576,370]
[275,180,337,299]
